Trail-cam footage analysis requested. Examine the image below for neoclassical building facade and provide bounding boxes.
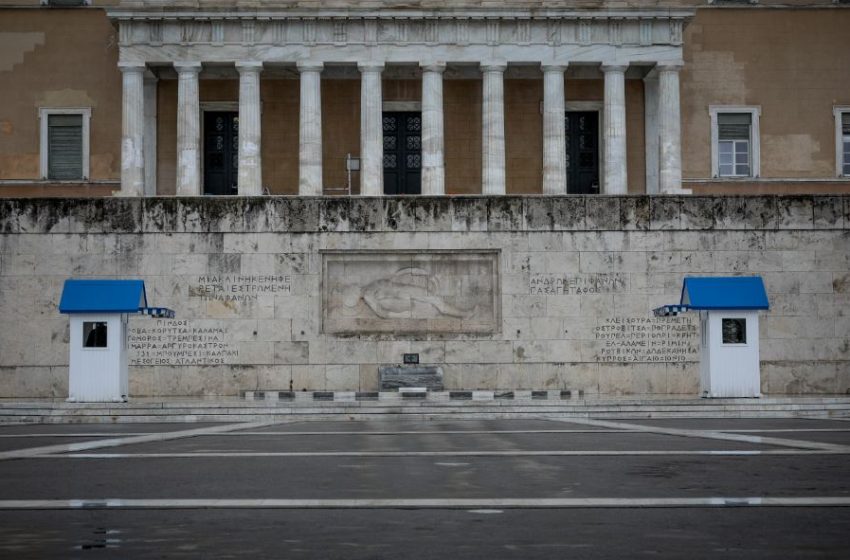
[1,1,849,198]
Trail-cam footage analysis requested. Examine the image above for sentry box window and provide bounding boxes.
[83,321,108,348]
[721,318,747,345]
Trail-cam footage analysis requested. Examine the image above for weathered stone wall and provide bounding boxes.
[0,195,848,398]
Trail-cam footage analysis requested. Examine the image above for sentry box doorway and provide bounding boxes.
[59,279,174,403]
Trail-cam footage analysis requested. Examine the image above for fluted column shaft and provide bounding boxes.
[175,62,202,196]
[602,64,628,194]
[237,61,263,196]
[658,63,684,194]
[542,65,567,195]
[119,63,146,197]
[482,64,506,195]
[421,63,446,196]
[359,63,384,196]
[298,62,323,196]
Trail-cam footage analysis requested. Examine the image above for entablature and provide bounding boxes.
[110,10,694,51]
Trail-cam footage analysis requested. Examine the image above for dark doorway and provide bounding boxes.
[382,111,422,195]
[203,111,239,195]
[565,111,600,194]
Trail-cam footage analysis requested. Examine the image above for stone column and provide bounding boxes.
[420,62,446,196]
[602,64,628,195]
[119,63,146,197]
[542,65,567,195]
[143,72,158,196]
[481,64,506,195]
[298,62,323,196]
[175,62,202,196]
[359,62,384,196]
[643,74,660,195]
[236,61,263,196]
[658,62,686,194]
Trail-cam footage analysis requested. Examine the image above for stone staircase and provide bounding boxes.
[1,394,850,424]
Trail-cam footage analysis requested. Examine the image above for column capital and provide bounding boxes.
[541,64,568,73]
[480,63,507,73]
[601,64,629,73]
[656,61,685,73]
[358,62,385,73]
[118,62,146,74]
[297,61,324,73]
[174,61,202,74]
[420,62,447,73]
[235,61,264,73]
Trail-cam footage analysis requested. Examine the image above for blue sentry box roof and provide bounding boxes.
[680,276,769,310]
[59,279,148,314]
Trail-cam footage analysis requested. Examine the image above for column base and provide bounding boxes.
[658,188,692,196]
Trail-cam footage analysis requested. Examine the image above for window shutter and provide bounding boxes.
[842,113,850,136]
[47,114,83,180]
[718,113,751,140]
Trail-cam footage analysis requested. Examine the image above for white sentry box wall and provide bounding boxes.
[699,310,761,398]
[68,313,129,402]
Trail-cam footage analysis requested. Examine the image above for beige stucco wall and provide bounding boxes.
[682,8,850,193]
[0,8,121,196]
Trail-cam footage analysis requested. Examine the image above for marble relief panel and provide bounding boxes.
[322,251,500,335]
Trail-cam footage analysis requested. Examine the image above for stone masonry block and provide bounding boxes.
[585,197,621,231]
[347,198,385,232]
[743,196,778,230]
[450,197,489,232]
[282,198,320,232]
[714,197,748,230]
[523,197,555,231]
[274,341,310,365]
[776,196,814,230]
[488,197,525,231]
[649,197,681,230]
[551,196,586,231]
[680,197,721,230]
[619,196,650,231]
[813,196,845,230]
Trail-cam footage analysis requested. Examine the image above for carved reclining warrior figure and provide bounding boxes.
[359,267,478,320]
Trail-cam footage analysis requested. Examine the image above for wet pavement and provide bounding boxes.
[0,416,848,559]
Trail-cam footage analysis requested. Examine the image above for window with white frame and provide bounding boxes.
[39,108,90,181]
[710,106,760,178]
[835,107,850,177]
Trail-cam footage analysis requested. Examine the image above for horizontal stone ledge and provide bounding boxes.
[0,195,846,235]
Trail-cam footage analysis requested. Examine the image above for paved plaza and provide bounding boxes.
[0,416,849,558]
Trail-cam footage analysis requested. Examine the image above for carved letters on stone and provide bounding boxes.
[322,251,500,335]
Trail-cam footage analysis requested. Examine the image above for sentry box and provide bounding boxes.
[59,279,174,403]
[654,277,770,398]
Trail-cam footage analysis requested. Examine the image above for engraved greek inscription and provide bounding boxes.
[129,319,239,366]
[530,273,628,295]
[189,275,292,303]
[593,316,699,363]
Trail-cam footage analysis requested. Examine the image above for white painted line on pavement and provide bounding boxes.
[222,429,635,436]
[1,428,847,439]
[0,421,285,461]
[0,497,849,510]
[0,433,154,438]
[31,449,849,459]
[541,417,850,452]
